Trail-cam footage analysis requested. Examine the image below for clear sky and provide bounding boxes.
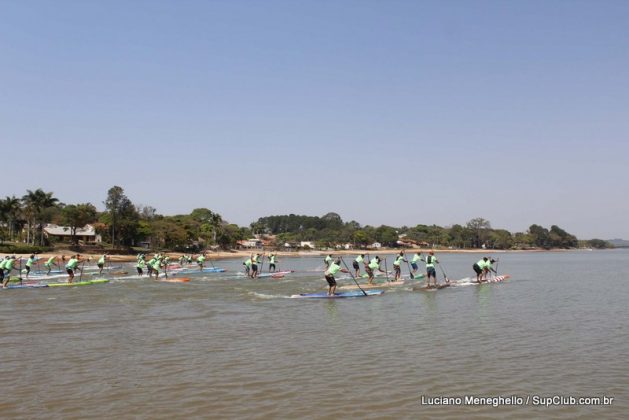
[2,0,628,239]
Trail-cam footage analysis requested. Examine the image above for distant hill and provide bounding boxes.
[607,239,629,247]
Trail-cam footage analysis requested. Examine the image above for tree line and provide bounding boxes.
[0,187,614,251]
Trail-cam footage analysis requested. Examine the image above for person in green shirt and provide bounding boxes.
[25,254,37,279]
[366,256,385,285]
[197,253,206,271]
[136,257,146,276]
[251,253,263,278]
[151,256,163,279]
[65,255,82,283]
[268,254,278,272]
[410,252,423,275]
[44,255,58,275]
[425,251,439,288]
[393,252,408,282]
[243,257,252,277]
[1,256,17,288]
[324,259,349,296]
[324,254,333,269]
[97,253,108,275]
[473,257,489,283]
[146,257,156,277]
[352,254,365,278]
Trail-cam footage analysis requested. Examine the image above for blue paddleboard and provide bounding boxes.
[291,290,384,299]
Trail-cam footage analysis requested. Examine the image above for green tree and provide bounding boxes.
[466,217,492,248]
[60,203,98,245]
[22,189,59,245]
[104,186,139,247]
[0,196,22,242]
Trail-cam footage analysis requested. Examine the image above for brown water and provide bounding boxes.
[1,251,627,419]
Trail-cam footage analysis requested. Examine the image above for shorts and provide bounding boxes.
[66,268,74,275]
[0,270,4,281]
[473,264,482,275]
[137,267,143,275]
[352,261,360,270]
[97,263,104,269]
[26,266,31,273]
[427,267,436,277]
[325,275,337,287]
[366,267,374,276]
[269,263,276,270]
[394,265,401,273]
[411,262,418,270]
[251,264,258,271]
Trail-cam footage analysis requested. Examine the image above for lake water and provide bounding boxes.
[1,250,628,419]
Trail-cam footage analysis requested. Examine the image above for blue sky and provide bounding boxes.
[2,0,628,239]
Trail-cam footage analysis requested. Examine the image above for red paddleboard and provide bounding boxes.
[160,277,190,283]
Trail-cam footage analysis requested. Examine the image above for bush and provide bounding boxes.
[0,244,53,254]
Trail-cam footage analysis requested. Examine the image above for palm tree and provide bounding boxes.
[22,189,59,245]
[0,196,22,242]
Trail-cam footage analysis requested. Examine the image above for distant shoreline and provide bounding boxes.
[16,247,600,263]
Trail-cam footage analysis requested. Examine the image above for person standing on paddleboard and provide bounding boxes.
[366,256,385,285]
[251,253,261,278]
[44,255,58,275]
[196,253,206,271]
[136,256,146,276]
[485,258,498,280]
[243,257,252,277]
[410,252,422,275]
[352,254,365,278]
[65,255,81,283]
[324,254,333,269]
[268,254,278,272]
[97,252,108,275]
[425,251,439,288]
[25,254,37,279]
[1,256,17,288]
[473,257,489,283]
[324,258,348,296]
[393,252,407,282]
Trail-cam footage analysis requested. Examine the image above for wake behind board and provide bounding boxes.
[291,290,384,299]
[4,284,50,289]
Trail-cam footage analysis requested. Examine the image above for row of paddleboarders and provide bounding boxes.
[1,253,111,287]
[322,252,499,296]
[242,253,279,278]
[134,252,214,278]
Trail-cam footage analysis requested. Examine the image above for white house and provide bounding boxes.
[43,224,101,244]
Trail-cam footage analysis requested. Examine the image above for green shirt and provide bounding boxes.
[197,256,206,263]
[152,259,161,270]
[66,258,79,270]
[326,263,342,276]
[325,256,333,263]
[26,257,36,268]
[136,260,145,269]
[269,255,276,264]
[98,255,106,265]
[476,259,488,269]
[244,259,252,267]
[368,258,379,270]
[355,255,364,264]
[411,254,422,263]
[4,259,15,270]
[46,256,56,265]
[393,255,405,266]
[425,255,438,268]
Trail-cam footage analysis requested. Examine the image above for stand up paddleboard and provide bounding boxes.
[290,290,384,299]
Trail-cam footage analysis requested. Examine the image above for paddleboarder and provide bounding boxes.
[366,256,385,285]
[425,251,439,288]
[1,256,17,288]
[197,253,206,271]
[97,252,108,275]
[410,252,423,275]
[136,256,146,276]
[243,257,252,277]
[324,254,333,269]
[352,254,365,278]
[268,254,278,272]
[473,257,489,283]
[65,255,81,283]
[324,258,348,296]
[25,254,37,279]
[44,255,58,275]
[393,252,407,282]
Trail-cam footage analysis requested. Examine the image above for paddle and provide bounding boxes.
[383,257,390,283]
[340,257,367,296]
[259,252,265,274]
[438,262,450,284]
[404,250,414,279]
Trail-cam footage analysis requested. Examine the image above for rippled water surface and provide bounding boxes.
[2,250,628,419]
